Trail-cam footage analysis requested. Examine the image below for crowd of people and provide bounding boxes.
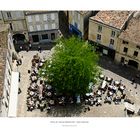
[26,53,75,113]
[26,53,51,112]
[25,54,137,116]
[84,74,132,112]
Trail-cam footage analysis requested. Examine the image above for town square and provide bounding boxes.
[0,11,140,117]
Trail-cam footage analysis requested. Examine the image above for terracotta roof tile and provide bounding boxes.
[90,11,133,29]
[0,48,7,97]
[119,14,140,45]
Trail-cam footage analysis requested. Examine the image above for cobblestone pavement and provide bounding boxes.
[16,52,140,117]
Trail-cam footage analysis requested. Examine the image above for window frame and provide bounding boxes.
[123,47,128,53]
[35,15,40,22]
[29,25,33,32]
[133,51,138,57]
[41,34,48,40]
[27,16,32,23]
[7,12,12,19]
[97,34,101,41]
[122,40,129,44]
[98,25,102,33]
[111,30,116,37]
[110,39,115,45]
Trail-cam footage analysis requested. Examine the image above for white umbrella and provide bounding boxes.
[115,81,120,85]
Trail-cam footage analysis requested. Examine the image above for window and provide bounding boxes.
[134,51,138,57]
[6,90,9,97]
[32,35,39,42]
[27,16,32,22]
[36,25,41,31]
[97,34,101,40]
[43,14,47,21]
[98,25,102,32]
[29,26,33,32]
[110,39,114,45]
[74,22,78,28]
[111,31,115,37]
[44,24,48,30]
[6,96,9,103]
[5,102,8,108]
[35,15,40,21]
[121,57,125,63]
[9,23,13,31]
[52,23,56,29]
[8,69,11,76]
[7,12,12,19]
[42,34,48,40]
[136,45,140,49]
[7,79,10,86]
[16,12,21,18]
[78,23,80,29]
[51,13,55,20]
[78,14,80,20]
[51,33,55,40]
[72,19,74,25]
[123,47,128,53]
[122,40,129,44]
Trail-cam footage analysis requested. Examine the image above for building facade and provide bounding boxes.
[1,11,28,40]
[88,11,133,59]
[115,12,140,70]
[0,24,13,117]
[25,11,59,44]
[69,11,96,39]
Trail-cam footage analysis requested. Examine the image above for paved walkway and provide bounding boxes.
[16,52,140,117]
[16,50,52,117]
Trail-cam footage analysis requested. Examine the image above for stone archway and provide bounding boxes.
[13,33,25,42]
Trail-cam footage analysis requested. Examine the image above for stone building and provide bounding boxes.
[68,11,97,39]
[115,12,140,70]
[1,11,28,40]
[0,24,19,117]
[25,11,59,45]
[88,11,133,59]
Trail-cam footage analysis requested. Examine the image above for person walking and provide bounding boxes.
[29,43,32,50]
[38,45,42,53]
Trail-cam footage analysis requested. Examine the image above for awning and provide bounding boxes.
[8,72,19,117]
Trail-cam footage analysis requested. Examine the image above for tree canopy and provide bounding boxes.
[40,36,100,97]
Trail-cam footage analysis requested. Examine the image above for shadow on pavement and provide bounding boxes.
[46,104,85,117]
[99,55,140,84]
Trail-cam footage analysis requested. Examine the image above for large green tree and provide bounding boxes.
[40,36,100,96]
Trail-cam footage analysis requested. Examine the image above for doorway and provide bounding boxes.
[128,60,138,69]
[32,35,39,42]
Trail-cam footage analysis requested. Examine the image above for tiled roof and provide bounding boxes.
[90,11,133,29]
[0,48,7,97]
[0,24,8,97]
[119,14,140,45]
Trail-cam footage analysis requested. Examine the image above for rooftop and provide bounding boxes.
[0,24,9,97]
[0,47,7,97]
[77,11,90,15]
[90,11,133,29]
[25,11,58,15]
[119,13,140,45]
